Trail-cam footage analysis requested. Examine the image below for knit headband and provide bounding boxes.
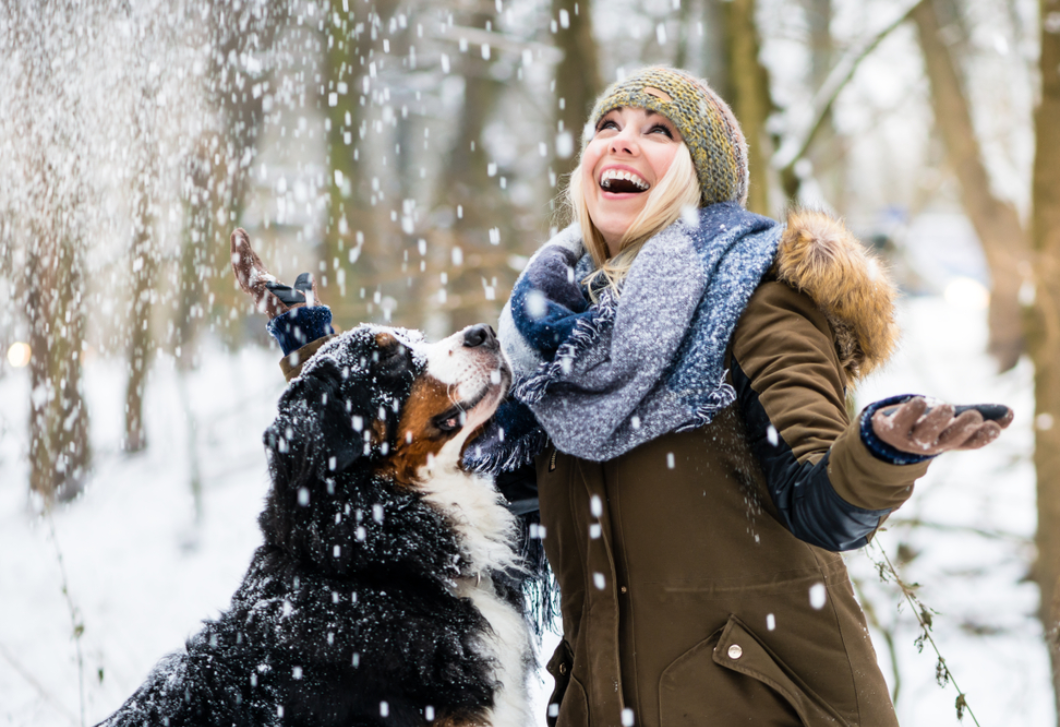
[588,67,749,208]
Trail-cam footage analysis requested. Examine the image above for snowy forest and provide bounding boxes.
[1,0,1059,724]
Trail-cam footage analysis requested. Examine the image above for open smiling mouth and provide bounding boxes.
[600,169,649,193]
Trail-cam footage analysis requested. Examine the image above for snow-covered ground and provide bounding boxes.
[0,290,1054,726]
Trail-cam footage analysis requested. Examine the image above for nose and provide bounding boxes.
[609,126,639,156]
[463,324,498,350]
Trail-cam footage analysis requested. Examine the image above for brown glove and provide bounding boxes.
[230,228,321,319]
[871,397,1013,455]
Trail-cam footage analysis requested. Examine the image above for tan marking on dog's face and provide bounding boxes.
[386,375,460,486]
[380,325,510,486]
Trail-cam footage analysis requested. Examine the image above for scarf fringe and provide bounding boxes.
[676,379,738,432]
[463,425,549,475]
[514,289,619,405]
[513,509,562,637]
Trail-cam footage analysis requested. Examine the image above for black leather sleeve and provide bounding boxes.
[731,356,891,551]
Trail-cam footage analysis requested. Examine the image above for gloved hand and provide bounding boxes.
[231,228,321,319]
[871,397,1013,455]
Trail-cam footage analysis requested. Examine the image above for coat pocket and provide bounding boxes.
[556,675,588,727]
[545,639,583,727]
[659,615,850,727]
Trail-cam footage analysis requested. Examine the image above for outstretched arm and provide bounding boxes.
[732,281,1011,552]
[230,228,336,378]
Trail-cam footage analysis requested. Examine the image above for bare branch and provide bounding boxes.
[772,0,925,173]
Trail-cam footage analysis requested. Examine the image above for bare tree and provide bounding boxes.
[722,0,775,215]
[123,155,159,453]
[176,0,286,368]
[2,1,100,504]
[772,1,924,207]
[803,0,841,207]
[321,0,401,327]
[551,0,601,183]
[123,35,165,453]
[1028,0,1060,715]
[418,9,528,333]
[911,0,1028,372]
[910,0,1060,714]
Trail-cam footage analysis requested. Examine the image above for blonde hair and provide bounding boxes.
[568,142,701,299]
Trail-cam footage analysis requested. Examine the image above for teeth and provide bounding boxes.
[600,168,649,191]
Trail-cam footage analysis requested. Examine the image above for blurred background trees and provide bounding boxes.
[1,0,1057,721]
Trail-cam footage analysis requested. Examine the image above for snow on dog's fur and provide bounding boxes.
[95,324,533,727]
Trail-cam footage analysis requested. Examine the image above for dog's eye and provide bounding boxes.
[435,410,467,433]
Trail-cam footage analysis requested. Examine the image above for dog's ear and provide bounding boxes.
[264,357,377,479]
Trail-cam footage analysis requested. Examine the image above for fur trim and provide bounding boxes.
[773,209,899,382]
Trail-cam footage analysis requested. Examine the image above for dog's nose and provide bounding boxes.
[463,324,498,350]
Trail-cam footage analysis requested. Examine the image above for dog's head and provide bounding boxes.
[264,324,511,487]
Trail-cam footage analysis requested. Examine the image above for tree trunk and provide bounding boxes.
[124,86,160,453]
[438,45,509,331]
[9,2,94,505]
[552,0,601,182]
[722,0,774,216]
[176,0,282,358]
[702,1,732,101]
[804,0,841,209]
[26,224,91,505]
[421,9,526,334]
[911,0,1028,372]
[1029,0,1060,716]
[174,146,213,372]
[124,190,156,452]
[322,0,399,327]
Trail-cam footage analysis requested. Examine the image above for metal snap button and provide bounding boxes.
[727,644,743,659]
[559,663,568,675]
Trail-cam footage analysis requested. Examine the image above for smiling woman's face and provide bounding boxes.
[581,105,684,256]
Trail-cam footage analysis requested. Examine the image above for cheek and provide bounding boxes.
[649,144,680,181]
[580,160,602,223]
[580,141,605,191]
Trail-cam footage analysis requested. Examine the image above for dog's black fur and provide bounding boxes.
[95,327,518,727]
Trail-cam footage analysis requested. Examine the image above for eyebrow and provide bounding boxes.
[596,108,676,131]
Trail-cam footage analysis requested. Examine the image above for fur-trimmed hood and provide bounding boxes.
[773,209,899,382]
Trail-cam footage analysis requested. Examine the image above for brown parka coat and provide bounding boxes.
[535,211,928,727]
[275,211,925,727]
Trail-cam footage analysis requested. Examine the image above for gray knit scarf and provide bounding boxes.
[498,202,782,463]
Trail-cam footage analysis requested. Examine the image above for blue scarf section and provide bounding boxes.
[466,202,782,470]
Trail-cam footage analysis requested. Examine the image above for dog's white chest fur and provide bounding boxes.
[418,438,533,727]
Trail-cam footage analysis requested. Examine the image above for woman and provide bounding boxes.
[234,67,1009,727]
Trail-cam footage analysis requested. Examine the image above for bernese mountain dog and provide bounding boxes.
[95,324,534,727]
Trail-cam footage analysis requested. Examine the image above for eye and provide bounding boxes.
[596,118,619,134]
[434,409,466,433]
[649,123,674,139]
